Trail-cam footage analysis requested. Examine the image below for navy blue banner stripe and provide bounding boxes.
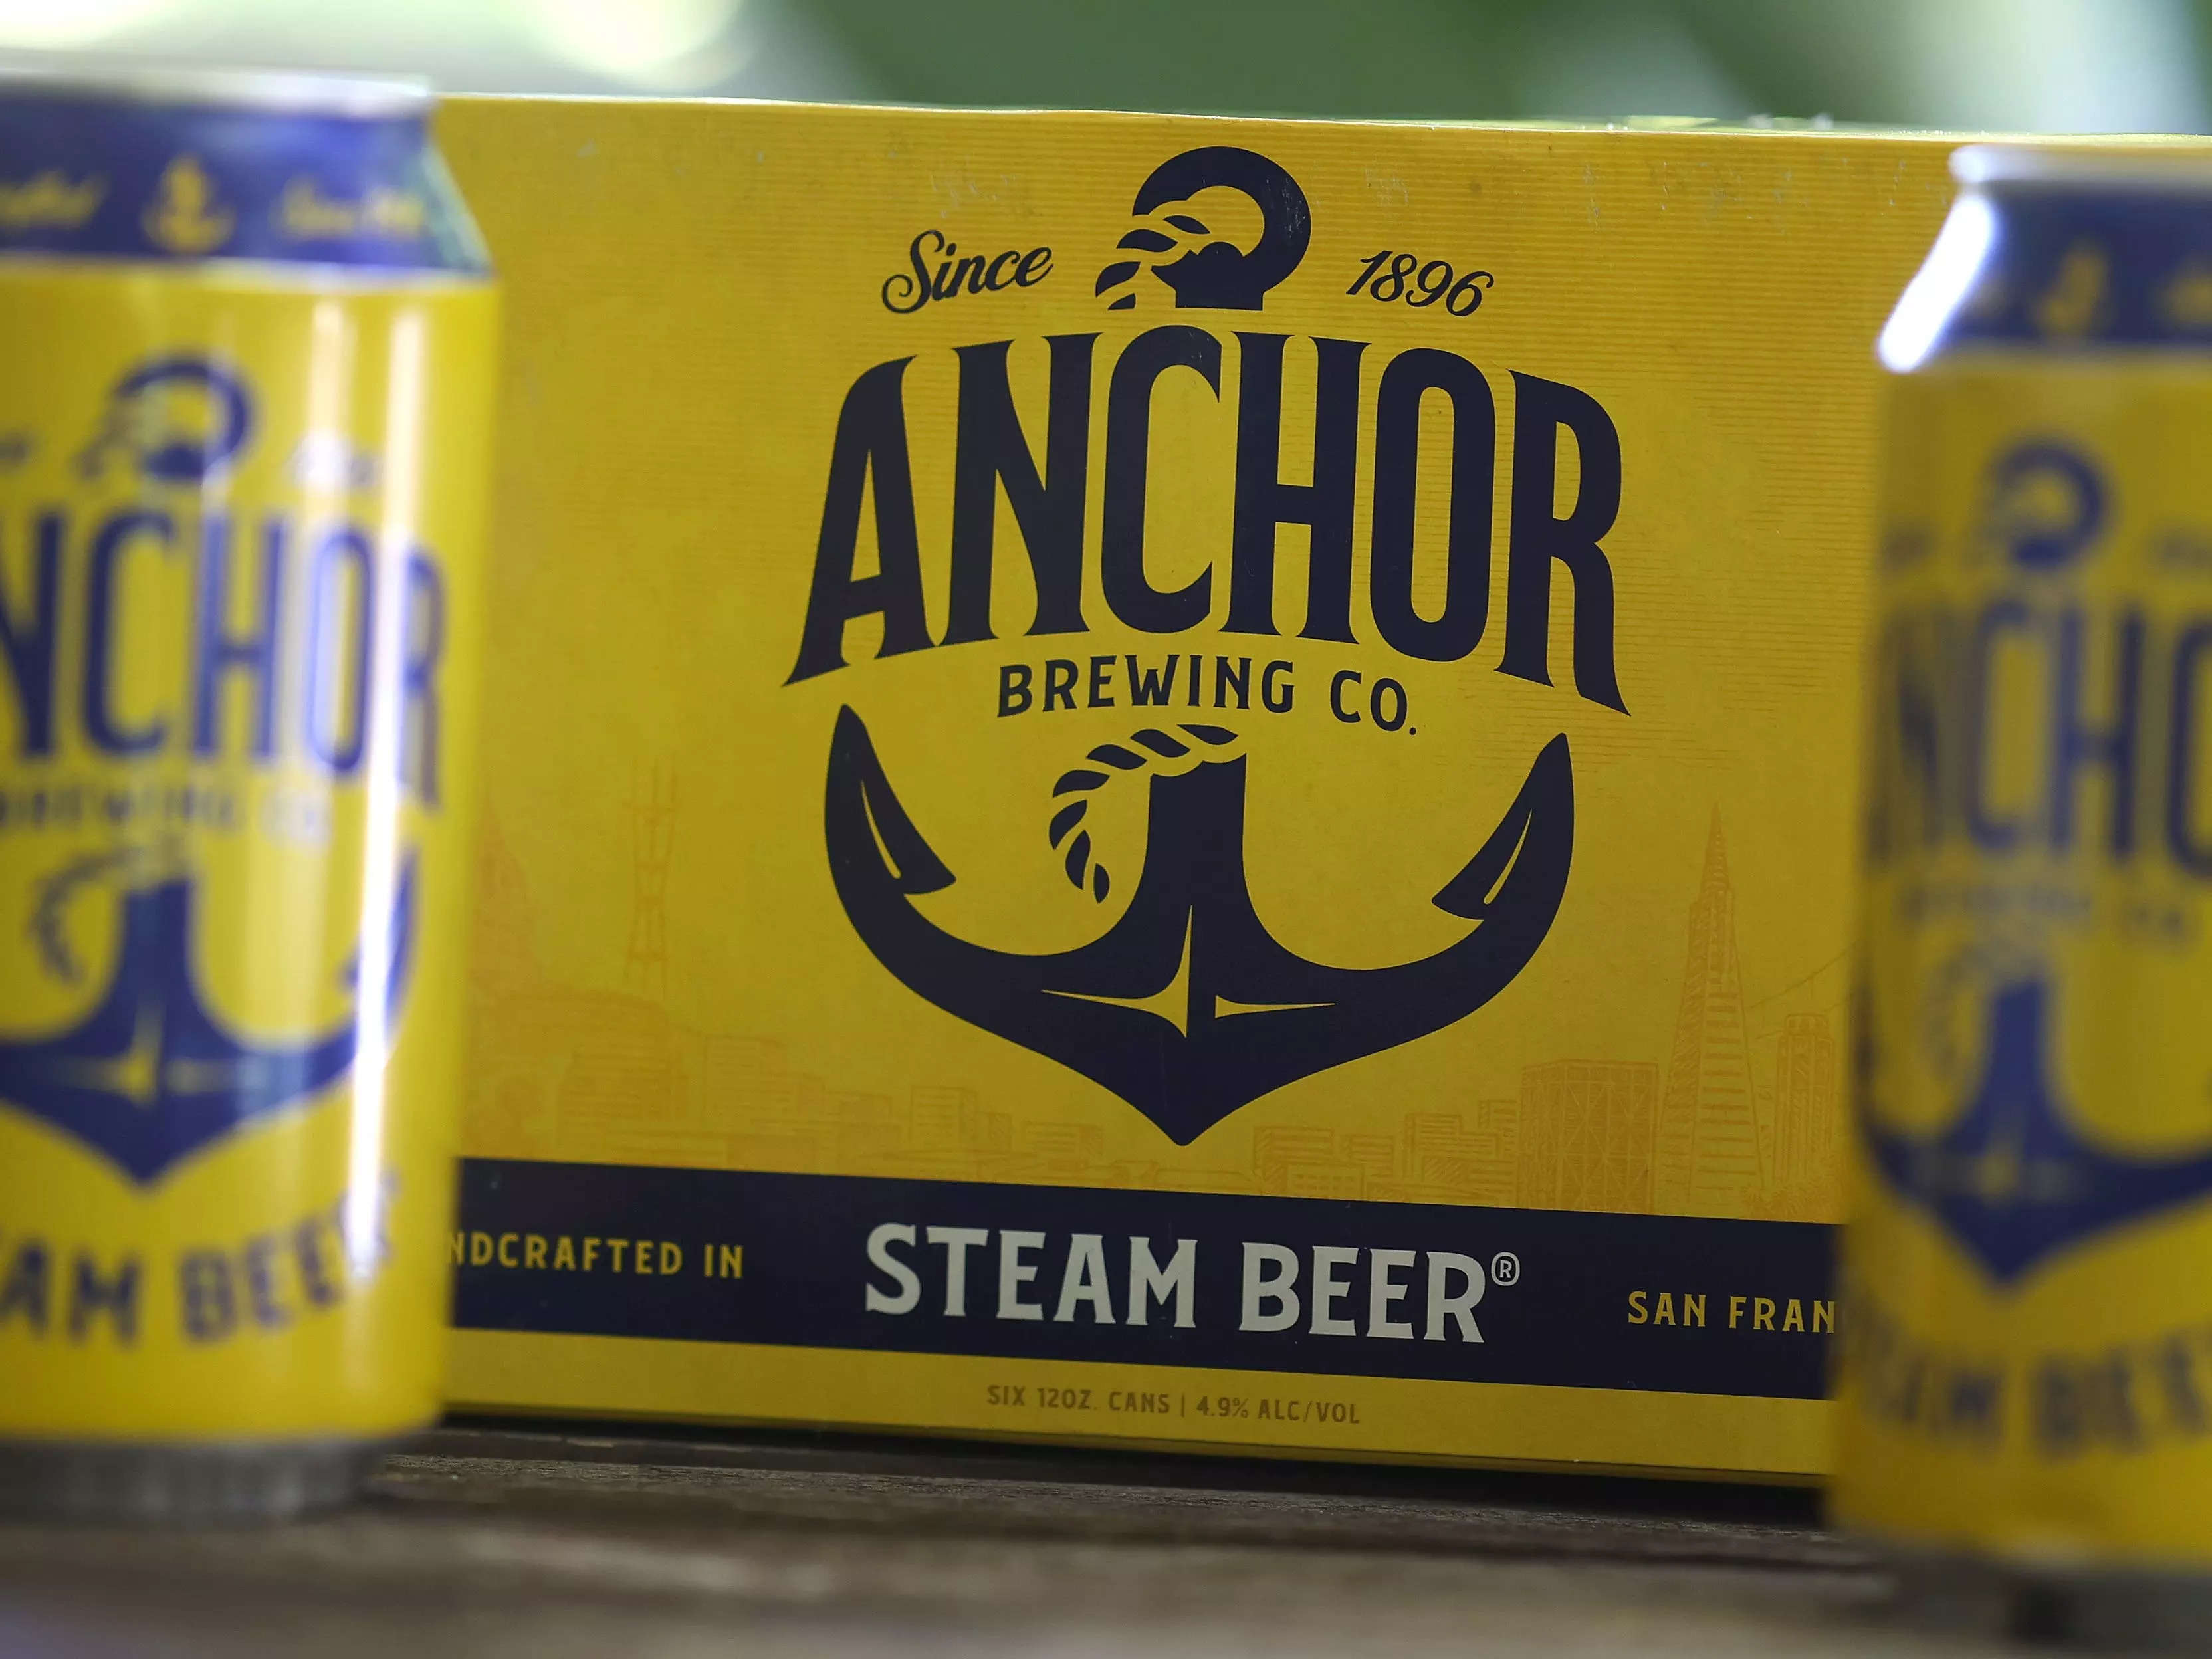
[453,1159,1838,1401]
[1944,184,2212,352]
[0,94,485,271]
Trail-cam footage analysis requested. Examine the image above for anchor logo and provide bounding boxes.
[142,154,234,257]
[1095,146,1313,313]
[0,857,419,1183]
[1980,440,2106,572]
[826,707,1573,1144]
[76,356,254,486]
[1861,972,2212,1282]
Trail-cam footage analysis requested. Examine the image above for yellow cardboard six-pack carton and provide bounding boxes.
[434,97,1967,1479]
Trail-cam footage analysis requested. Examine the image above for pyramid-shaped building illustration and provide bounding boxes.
[1656,812,1763,1214]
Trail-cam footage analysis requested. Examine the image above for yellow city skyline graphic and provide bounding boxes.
[463,774,1844,1224]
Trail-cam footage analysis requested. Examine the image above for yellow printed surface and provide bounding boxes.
[0,263,498,1438]
[1839,363,2212,1561]
[437,99,1990,1475]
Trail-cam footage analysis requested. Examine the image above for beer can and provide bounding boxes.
[1839,144,2212,1640]
[0,61,497,1520]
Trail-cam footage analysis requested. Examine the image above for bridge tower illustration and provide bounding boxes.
[624,763,676,996]
[1519,1060,1659,1212]
[1656,811,1763,1214]
[1773,1012,1838,1192]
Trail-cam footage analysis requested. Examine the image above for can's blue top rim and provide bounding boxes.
[0,53,429,119]
[0,73,487,273]
[1953,142,2212,193]
[1884,149,2212,365]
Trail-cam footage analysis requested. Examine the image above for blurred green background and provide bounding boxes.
[3,0,2208,133]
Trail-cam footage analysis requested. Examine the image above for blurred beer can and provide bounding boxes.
[1840,144,2212,1640]
[0,59,497,1520]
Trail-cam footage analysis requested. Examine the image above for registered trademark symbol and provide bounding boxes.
[1491,1252,1520,1287]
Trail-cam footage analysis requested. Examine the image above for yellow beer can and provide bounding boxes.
[0,61,497,1519]
[1839,146,2212,1638]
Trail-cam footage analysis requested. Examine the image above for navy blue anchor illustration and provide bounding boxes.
[826,707,1573,1145]
[1862,973,2212,1282]
[0,857,419,1183]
